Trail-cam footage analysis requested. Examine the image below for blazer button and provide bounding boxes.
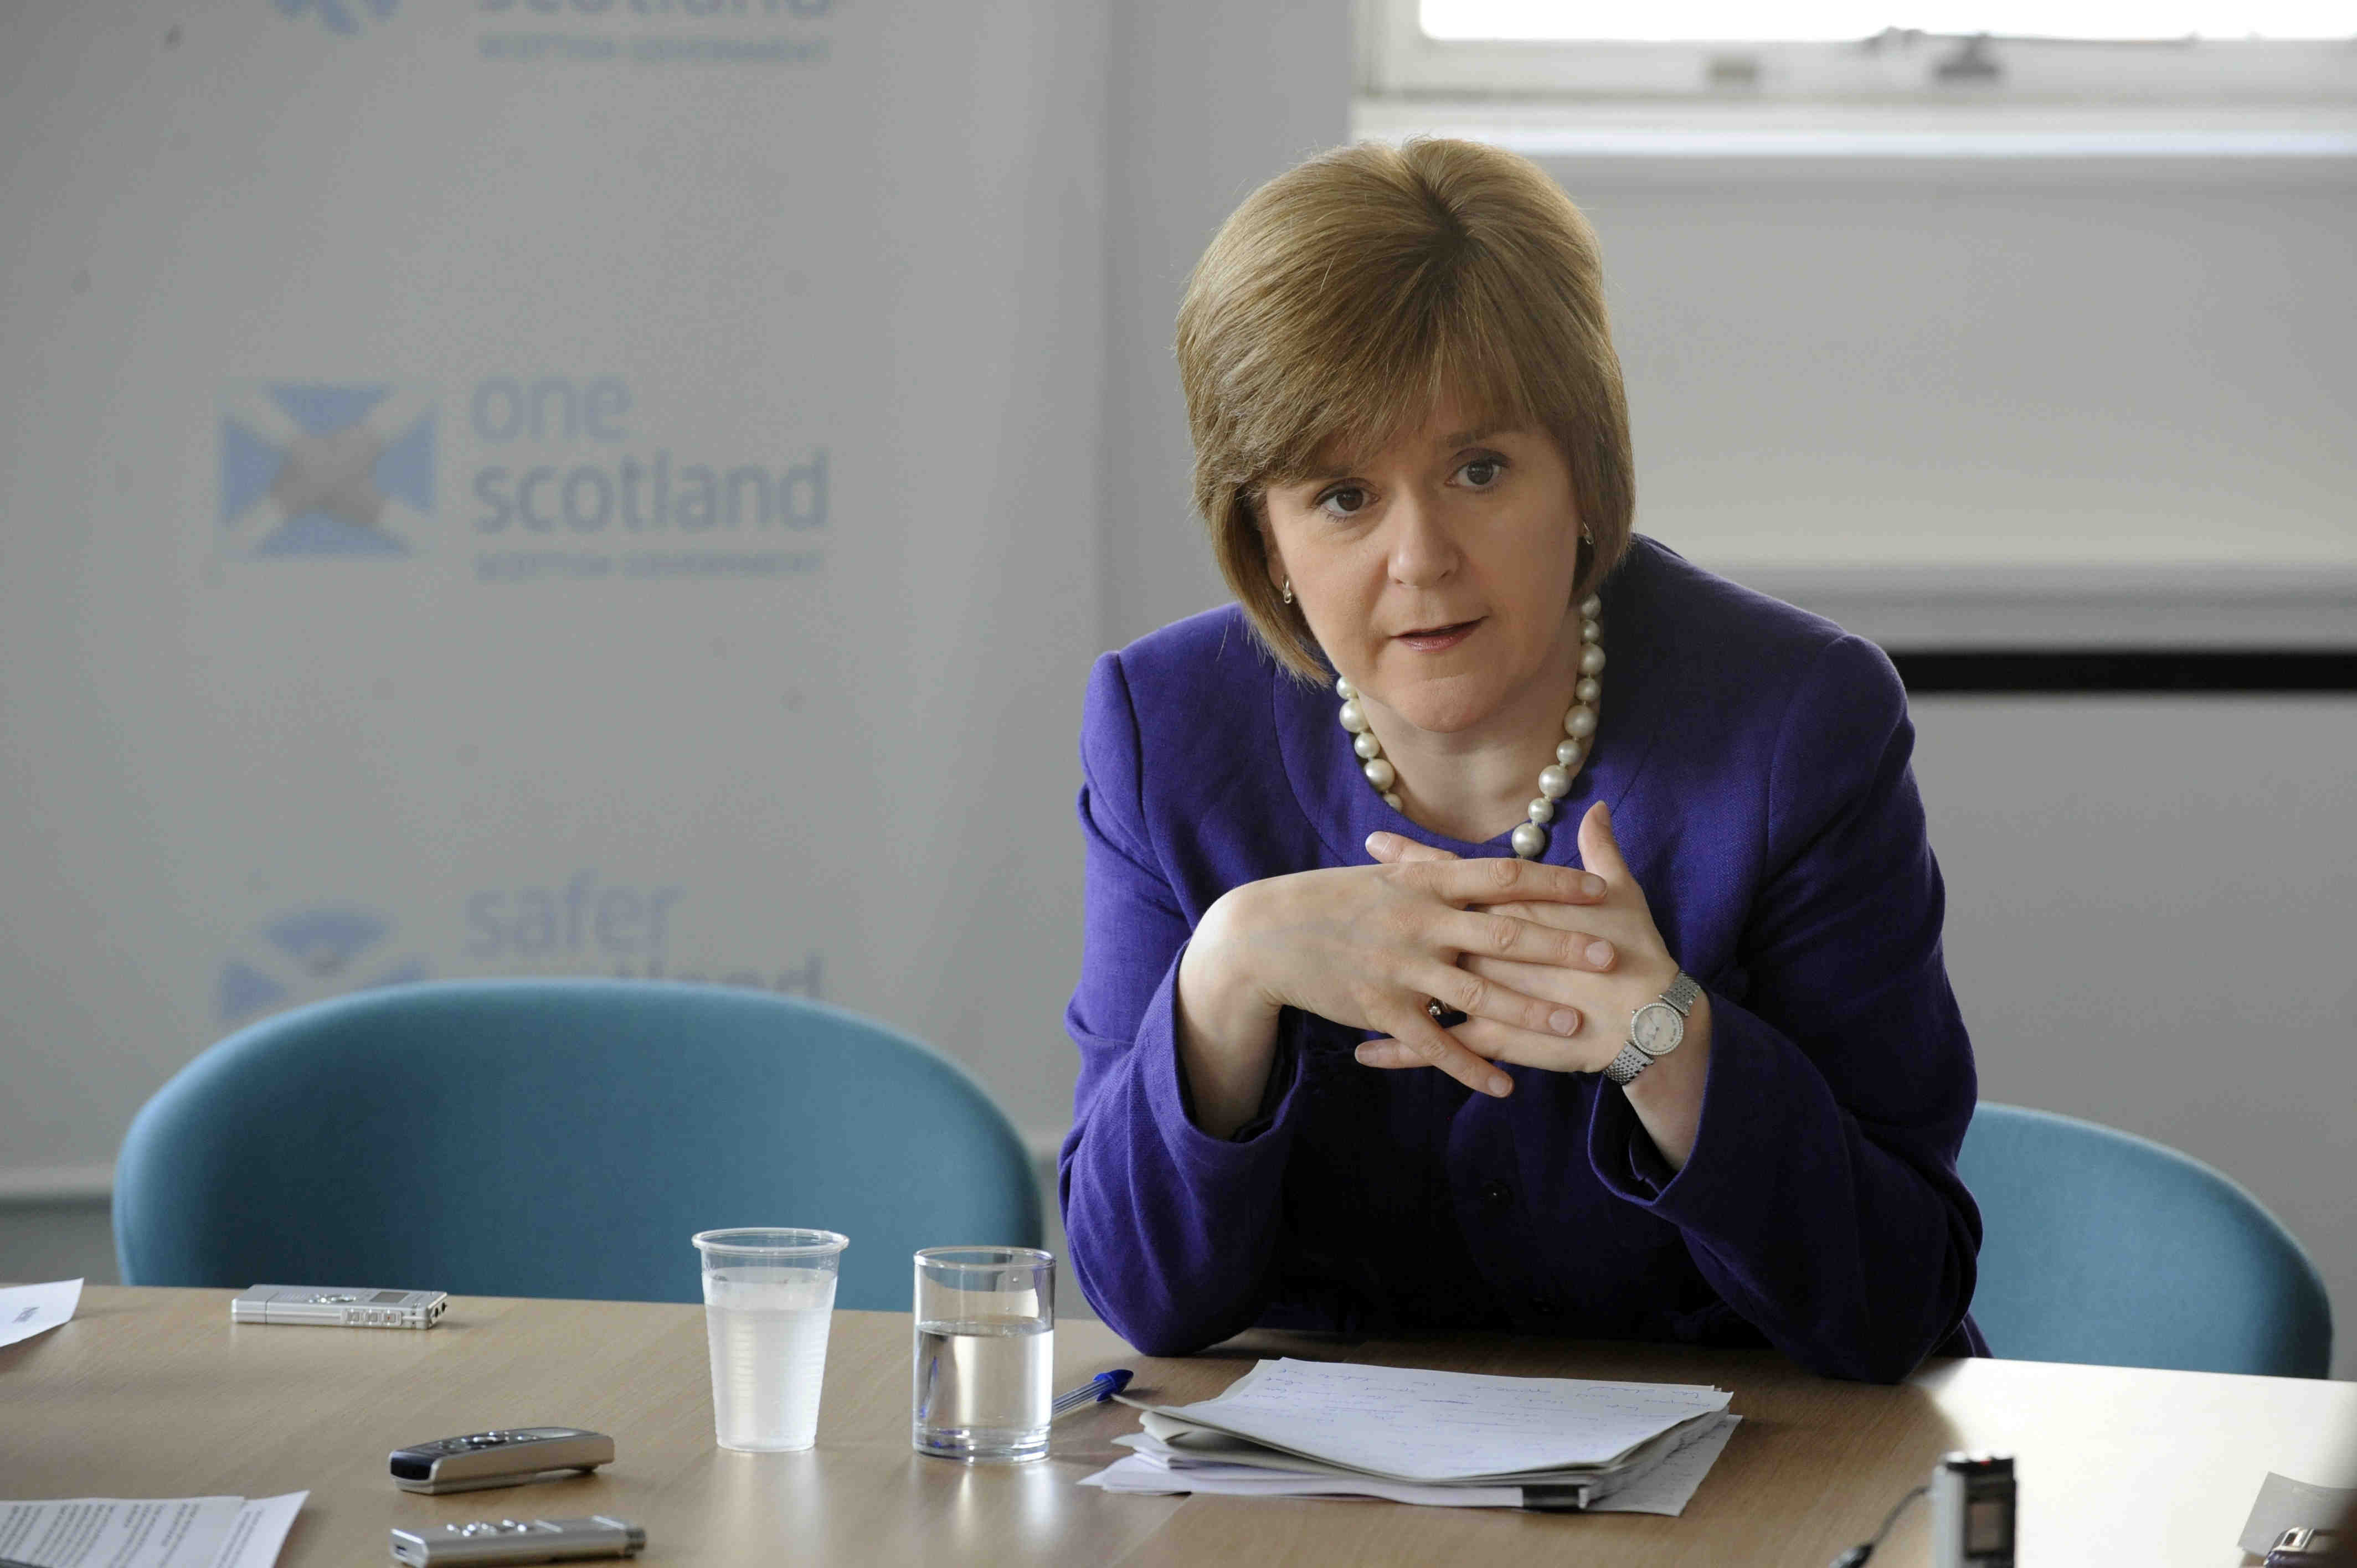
[1478,1179,1512,1211]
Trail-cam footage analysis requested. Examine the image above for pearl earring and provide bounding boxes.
[1282,579,1293,605]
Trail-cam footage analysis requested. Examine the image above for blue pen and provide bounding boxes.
[1050,1367,1134,1418]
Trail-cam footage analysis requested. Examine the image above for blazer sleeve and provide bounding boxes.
[1056,651,1308,1355]
[1585,633,1984,1383]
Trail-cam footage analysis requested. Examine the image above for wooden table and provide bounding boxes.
[4,1287,2352,1565]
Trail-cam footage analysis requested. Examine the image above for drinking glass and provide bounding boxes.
[692,1227,848,1452]
[912,1246,1055,1463]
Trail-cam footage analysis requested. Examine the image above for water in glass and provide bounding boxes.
[703,1264,836,1451]
[912,1317,1053,1462]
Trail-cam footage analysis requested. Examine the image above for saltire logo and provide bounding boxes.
[217,905,429,1027]
[274,0,398,37]
[219,381,434,559]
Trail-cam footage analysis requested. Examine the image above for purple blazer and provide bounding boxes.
[1059,536,1985,1381]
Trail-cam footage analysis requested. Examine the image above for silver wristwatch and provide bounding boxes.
[1602,971,1701,1086]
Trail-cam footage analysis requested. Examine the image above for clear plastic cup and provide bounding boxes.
[912,1245,1055,1463]
[692,1227,848,1452]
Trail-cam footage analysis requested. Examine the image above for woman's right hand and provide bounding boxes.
[1174,853,1616,1133]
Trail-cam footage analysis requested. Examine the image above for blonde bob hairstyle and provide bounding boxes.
[1175,137,1635,683]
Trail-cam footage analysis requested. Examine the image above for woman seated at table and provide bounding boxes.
[1058,137,1985,1383]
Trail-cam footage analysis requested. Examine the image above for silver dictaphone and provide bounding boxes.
[230,1283,446,1328]
[390,1428,615,1494]
[387,1517,644,1565]
[1931,1452,2016,1568]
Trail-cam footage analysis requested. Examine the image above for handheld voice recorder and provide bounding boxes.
[387,1516,644,1565]
[1932,1451,2016,1568]
[390,1428,616,1494]
[230,1284,447,1328]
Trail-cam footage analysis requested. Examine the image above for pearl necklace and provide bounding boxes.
[1337,595,1605,860]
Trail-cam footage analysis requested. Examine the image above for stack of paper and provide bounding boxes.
[1080,1358,1740,1514]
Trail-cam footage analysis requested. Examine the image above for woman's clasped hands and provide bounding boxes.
[1353,798,1686,1082]
[1177,798,1684,1122]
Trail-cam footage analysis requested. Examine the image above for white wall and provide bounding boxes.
[1535,152,2357,585]
[1913,697,2357,1378]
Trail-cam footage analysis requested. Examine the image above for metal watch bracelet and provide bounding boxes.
[1602,970,1701,1086]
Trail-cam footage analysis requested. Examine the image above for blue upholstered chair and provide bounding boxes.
[114,979,1041,1311]
[1958,1102,2330,1378]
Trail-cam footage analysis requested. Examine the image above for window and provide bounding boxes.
[1362,2,2357,103]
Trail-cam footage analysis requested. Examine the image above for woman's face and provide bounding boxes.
[1260,398,1583,738]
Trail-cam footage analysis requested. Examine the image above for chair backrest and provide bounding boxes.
[1958,1102,2330,1378]
[115,979,1041,1311]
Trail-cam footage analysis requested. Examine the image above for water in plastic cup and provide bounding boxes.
[692,1228,848,1452]
[912,1246,1054,1463]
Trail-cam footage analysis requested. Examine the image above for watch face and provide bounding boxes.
[1632,1001,1683,1056]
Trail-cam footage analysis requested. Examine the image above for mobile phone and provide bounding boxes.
[230,1284,446,1328]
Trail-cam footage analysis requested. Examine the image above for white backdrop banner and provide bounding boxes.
[0,0,1106,1179]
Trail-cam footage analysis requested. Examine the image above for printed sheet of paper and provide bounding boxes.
[0,1278,82,1350]
[1125,1357,1732,1483]
[210,1493,307,1568]
[0,1497,241,1568]
[0,1494,306,1568]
